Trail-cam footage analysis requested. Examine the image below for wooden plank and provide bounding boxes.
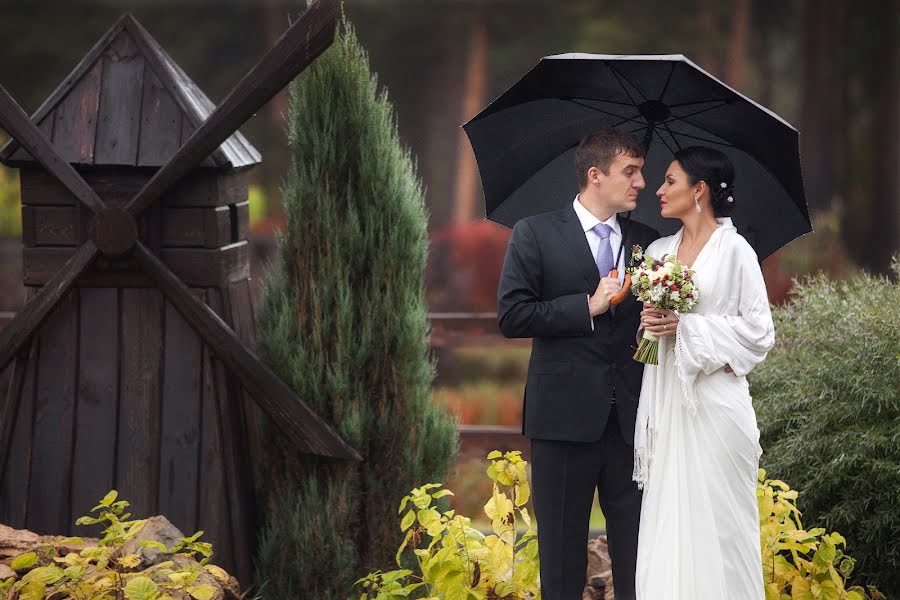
[23,206,79,246]
[26,289,78,534]
[0,338,38,527]
[157,295,203,533]
[232,201,249,242]
[0,243,98,372]
[197,288,234,573]
[162,206,229,248]
[0,87,105,213]
[95,31,145,165]
[205,206,232,248]
[117,288,163,519]
[7,113,55,163]
[51,59,103,165]
[132,242,359,461]
[166,170,229,208]
[227,279,261,478]
[123,0,338,219]
[0,16,128,163]
[70,288,118,528]
[19,166,132,208]
[137,67,182,166]
[21,204,36,247]
[22,242,249,287]
[206,287,255,585]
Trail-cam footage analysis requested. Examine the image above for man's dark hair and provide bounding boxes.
[575,129,645,187]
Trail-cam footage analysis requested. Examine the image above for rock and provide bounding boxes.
[1,520,240,599]
[122,515,186,568]
[0,523,97,562]
[583,535,615,600]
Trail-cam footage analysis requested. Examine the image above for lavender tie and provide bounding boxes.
[593,223,615,277]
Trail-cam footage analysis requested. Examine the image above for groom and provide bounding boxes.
[497,129,659,600]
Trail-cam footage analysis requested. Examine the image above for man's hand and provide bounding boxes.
[589,276,622,316]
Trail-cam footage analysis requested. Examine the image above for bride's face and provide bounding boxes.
[656,160,698,219]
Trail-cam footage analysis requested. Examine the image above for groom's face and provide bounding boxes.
[596,152,646,213]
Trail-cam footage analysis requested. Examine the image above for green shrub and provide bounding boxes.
[753,259,900,595]
[0,162,21,237]
[253,14,457,598]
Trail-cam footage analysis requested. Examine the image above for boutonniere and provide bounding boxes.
[627,244,644,272]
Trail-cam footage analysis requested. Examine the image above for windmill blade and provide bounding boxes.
[131,242,361,461]
[0,242,99,370]
[0,85,106,214]
[125,0,339,218]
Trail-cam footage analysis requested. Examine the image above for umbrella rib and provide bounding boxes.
[658,62,677,102]
[670,100,731,120]
[606,63,646,105]
[665,127,738,148]
[668,98,732,109]
[564,96,638,108]
[653,127,677,154]
[564,98,645,127]
[661,120,683,150]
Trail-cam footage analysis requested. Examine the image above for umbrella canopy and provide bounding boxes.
[463,53,812,260]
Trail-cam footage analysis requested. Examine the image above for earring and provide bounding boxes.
[694,196,701,213]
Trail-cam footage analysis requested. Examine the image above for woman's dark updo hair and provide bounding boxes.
[673,146,736,218]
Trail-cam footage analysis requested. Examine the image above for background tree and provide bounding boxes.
[252,15,458,598]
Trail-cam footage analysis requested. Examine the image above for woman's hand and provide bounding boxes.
[640,306,679,337]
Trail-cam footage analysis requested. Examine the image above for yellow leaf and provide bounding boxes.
[118,554,142,569]
[514,482,530,507]
[204,564,230,583]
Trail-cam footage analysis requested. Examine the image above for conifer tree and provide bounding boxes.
[253,15,458,598]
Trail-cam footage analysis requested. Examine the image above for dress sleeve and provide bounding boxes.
[674,237,775,411]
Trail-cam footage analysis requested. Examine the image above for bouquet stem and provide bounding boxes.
[634,330,660,365]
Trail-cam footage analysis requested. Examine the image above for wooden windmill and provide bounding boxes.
[0,0,358,584]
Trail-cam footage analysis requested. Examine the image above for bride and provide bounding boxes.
[633,146,775,599]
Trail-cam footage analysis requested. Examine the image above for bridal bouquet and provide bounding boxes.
[628,245,700,365]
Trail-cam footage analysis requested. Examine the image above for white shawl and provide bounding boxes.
[633,218,776,488]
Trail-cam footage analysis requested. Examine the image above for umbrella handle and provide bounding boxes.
[608,270,632,305]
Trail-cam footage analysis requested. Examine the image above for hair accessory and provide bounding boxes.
[720,182,727,188]
[727,196,734,203]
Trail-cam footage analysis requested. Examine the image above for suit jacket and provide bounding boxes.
[497,205,660,443]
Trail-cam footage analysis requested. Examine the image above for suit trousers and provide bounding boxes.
[531,405,642,600]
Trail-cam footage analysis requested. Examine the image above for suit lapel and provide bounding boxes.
[554,206,599,289]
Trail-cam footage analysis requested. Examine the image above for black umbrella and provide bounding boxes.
[463,53,812,260]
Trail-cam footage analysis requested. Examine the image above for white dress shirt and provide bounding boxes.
[573,195,625,329]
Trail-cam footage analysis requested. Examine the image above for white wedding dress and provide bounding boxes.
[633,218,775,599]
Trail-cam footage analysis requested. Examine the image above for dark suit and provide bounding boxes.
[497,205,659,600]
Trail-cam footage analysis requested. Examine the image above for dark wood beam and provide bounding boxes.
[0,242,98,371]
[131,242,361,461]
[0,85,106,214]
[124,0,339,218]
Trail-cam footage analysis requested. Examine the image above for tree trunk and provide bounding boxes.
[800,0,843,211]
[453,18,488,224]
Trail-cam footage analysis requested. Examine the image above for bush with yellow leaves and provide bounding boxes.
[355,450,539,600]
[0,491,232,600]
[758,469,882,600]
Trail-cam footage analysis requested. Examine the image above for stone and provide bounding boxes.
[122,515,186,568]
[1,520,240,599]
[583,535,615,600]
[0,523,97,561]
